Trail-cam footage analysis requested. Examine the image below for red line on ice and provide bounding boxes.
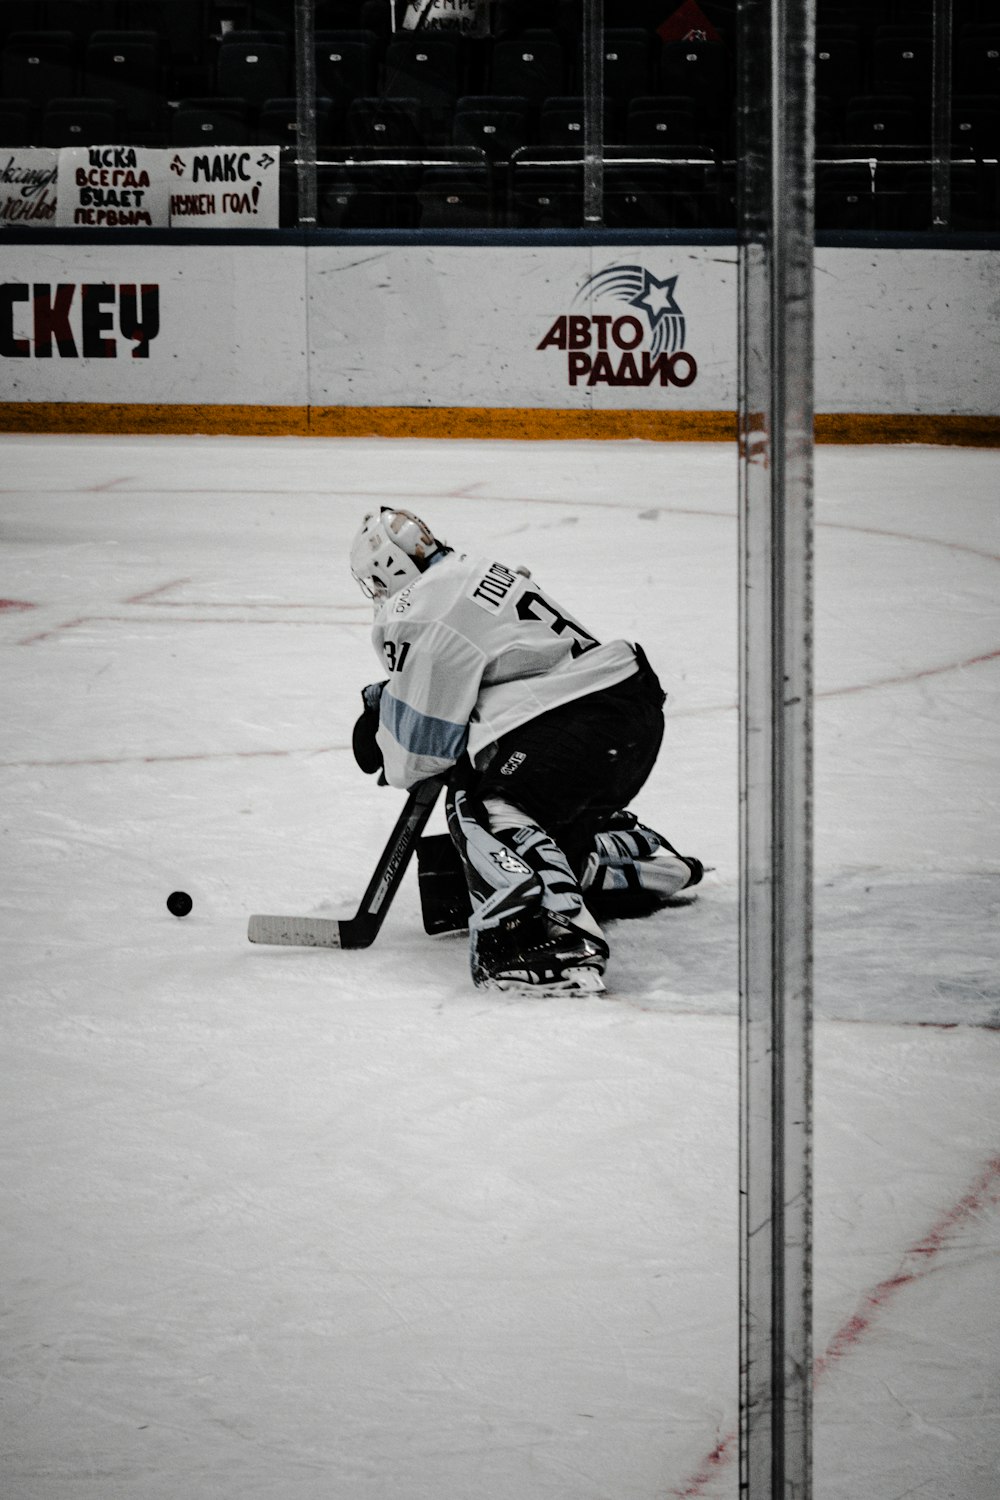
[670,1153,1000,1498]
[812,1151,1000,1380]
[667,646,1000,719]
[123,578,191,604]
[16,614,91,645]
[818,646,1000,699]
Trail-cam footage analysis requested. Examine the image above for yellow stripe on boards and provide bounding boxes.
[0,404,997,446]
[0,403,311,436]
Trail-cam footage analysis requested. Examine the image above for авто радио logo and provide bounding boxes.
[537,264,697,388]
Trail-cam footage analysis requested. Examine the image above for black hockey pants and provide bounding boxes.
[467,645,666,876]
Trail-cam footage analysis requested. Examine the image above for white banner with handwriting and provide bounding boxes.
[0,146,283,230]
[0,149,59,228]
[166,146,281,228]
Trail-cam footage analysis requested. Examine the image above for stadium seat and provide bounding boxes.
[170,97,253,146]
[417,162,492,228]
[581,29,653,104]
[317,162,419,228]
[383,32,463,142]
[314,30,379,112]
[871,27,932,97]
[258,96,337,147]
[814,33,862,109]
[121,1,209,65]
[507,160,580,228]
[490,30,566,104]
[1,31,75,109]
[216,31,290,110]
[951,160,1000,230]
[862,160,916,229]
[658,37,729,103]
[626,96,700,149]
[844,94,922,146]
[42,96,122,148]
[952,95,1000,154]
[815,163,878,230]
[452,95,534,162]
[84,31,163,137]
[956,24,1000,96]
[0,98,34,146]
[384,31,463,97]
[346,95,423,149]
[604,159,719,230]
[657,39,731,146]
[539,96,617,148]
[316,164,357,226]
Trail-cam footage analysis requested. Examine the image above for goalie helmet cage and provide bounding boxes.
[737,1,815,1498]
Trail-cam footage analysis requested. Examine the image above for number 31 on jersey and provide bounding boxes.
[383,640,411,673]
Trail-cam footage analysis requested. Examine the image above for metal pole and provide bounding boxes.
[582,0,604,226]
[931,0,954,228]
[737,1,815,1496]
[295,0,318,227]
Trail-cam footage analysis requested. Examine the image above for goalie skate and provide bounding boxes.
[471,913,609,995]
[481,966,607,997]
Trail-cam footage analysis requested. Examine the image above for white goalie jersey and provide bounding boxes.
[369,550,641,789]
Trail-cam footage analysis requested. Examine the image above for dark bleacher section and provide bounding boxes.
[0,0,996,230]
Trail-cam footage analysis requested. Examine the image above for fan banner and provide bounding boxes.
[55,145,170,229]
[166,146,281,229]
[0,150,58,228]
[42,147,280,230]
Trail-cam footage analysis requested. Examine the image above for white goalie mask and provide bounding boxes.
[349,508,446,601]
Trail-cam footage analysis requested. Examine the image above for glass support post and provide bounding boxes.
[931,0,954,228]
[295,0,318,227]
[737,1,815,1497]
[582,0,605,226]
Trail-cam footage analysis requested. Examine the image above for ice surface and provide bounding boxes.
[1,435,998,1498]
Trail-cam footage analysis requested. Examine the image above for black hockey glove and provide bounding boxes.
[353,681,388,781]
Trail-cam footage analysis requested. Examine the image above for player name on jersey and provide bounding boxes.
[469,560,520,613]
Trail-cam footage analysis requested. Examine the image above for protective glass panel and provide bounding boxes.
[3,1,991,232]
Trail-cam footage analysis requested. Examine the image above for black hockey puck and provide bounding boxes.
[167,891,193,918]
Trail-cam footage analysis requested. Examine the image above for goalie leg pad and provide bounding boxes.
[446,788,608,990]
[419,808,705,934]
[445,787,545,932]
[581,813,704,916]
[448,789,604,937]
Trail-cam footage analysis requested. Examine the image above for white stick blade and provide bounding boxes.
[248,914,344,947]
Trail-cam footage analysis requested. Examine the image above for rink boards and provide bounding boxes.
[0,241,997,442]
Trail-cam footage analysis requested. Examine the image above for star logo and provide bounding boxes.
[572,263,687,356]
[629,271,682,333]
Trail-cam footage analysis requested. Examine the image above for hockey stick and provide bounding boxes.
[248,774,446,950]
